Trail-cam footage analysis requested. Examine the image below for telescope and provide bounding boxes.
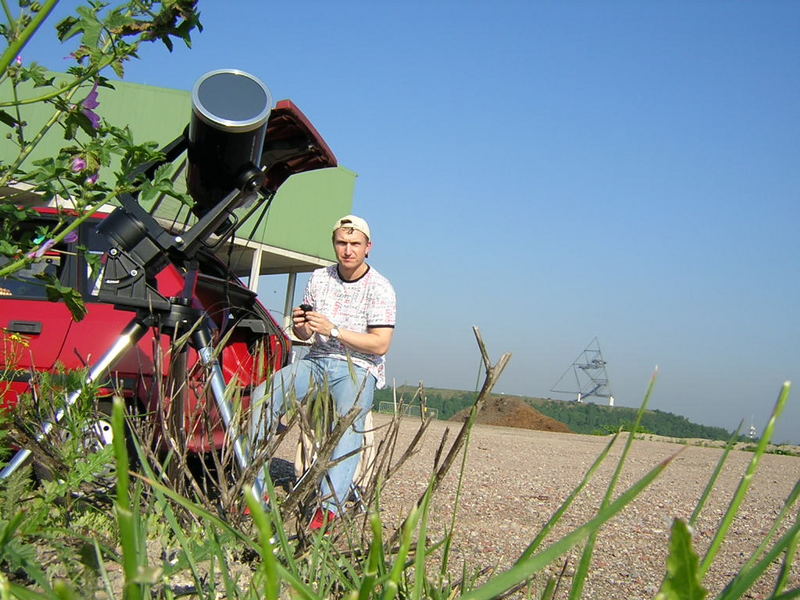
[97,69,275,306]
[0,69,337,504]
[187,69,272,217]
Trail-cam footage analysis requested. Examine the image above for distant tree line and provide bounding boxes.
[528,398,737,440]
[374,388,739,441]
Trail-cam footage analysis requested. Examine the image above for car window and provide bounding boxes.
[79,220,111,298]
[0,253,65,299]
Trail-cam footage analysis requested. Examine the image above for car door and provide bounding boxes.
[0,213,76,372]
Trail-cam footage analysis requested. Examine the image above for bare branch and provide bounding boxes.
[389,326,511,544]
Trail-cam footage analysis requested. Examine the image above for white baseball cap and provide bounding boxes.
[332,215,371,240]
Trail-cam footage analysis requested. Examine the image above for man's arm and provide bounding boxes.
[336,326,394,356]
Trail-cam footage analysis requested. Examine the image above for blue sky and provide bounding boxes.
[21,2,800,442]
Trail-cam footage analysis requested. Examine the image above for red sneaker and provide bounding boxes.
[309,508,336,530]
[243,495,270,516]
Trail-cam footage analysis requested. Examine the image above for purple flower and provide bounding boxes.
[28,238,57,259]
[27,232,78,259]
[85,172,98,185]
[15,55,22,66]
[81,83,101,129]
[82,83,99,109]
[71,156,87,172]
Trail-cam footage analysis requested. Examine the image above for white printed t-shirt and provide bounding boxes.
[303,264,396,388]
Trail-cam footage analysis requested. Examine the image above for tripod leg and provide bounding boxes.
[190,326,266,503]
[0,317,151,480]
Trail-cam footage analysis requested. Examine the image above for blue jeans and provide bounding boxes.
[250,356,376,514]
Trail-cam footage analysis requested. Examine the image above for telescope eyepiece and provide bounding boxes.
[191,69,272,133]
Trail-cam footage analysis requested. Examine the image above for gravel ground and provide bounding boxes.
[369,414,800,599]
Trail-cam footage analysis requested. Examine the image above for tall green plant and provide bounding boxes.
[0,0,200,317]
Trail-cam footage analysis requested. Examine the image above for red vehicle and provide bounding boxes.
[0,90,336,465]
[0,206,282,450]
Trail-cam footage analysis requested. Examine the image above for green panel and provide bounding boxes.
[95,80,190,148]
[0,74,190,170]
[238,166,357,261]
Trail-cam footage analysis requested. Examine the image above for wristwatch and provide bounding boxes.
[330,327,340,339]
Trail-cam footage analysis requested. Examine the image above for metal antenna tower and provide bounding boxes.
[747,417,758,440]
[551,337,614,405]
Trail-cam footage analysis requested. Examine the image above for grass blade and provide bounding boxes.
[738,478,800,580]
[569,368,658,600]
[92,538,116,600]
[356,511,386,600]
[383,503,424,600]
[540,576,557,600]
[689,422,744,527]
[413,481,436,600]
[6,582,52,600]
[52,580,77,600]
[208,529,238,600]
[245,488,280,600]
[111,396,144,600]
[699,382,791,576]
[774,515,800,597]
[717,515,800,600]
[439,413,475,584]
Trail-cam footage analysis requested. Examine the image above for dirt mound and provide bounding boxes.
[450,396,572,433]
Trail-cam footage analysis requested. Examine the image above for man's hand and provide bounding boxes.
[291,305,314,340]
[302,310,335,336]
[292,306,337,340]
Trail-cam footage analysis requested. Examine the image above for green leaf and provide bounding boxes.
[0,513,51,591]
[44,280,87,321]
[0,512,25,549]
[104,10,135,33]
[55,16,81,41]
[75,6,103,48]
[656,519,708,600]
[25,63,55,87]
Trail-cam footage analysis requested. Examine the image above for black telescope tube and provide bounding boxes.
[187,69,272,216]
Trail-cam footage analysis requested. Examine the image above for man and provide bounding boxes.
[251,215,396,529]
